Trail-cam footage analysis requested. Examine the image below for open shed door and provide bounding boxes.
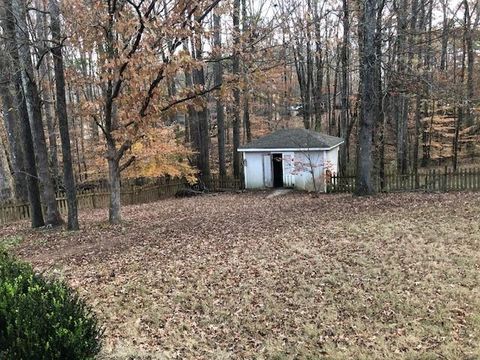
[282,152,295,187]
[263,154,272,187]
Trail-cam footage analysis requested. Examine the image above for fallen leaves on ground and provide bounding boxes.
[1,191,480,359]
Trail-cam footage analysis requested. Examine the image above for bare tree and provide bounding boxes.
[339,0,350,175]
[49,0,79,230]
[213,12,226,178]
[0,0,44,227]
[12,0,62,226]
[0,53,28,201]
[232,0,241,178]
[355,0,377,196]
[191,21,211,182]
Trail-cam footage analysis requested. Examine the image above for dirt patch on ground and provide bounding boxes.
[1,191,479,359]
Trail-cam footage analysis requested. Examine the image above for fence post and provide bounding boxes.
[468,168,471,189]
[91,189,96,209]
[474,168,477,190]
[443,166,448,192]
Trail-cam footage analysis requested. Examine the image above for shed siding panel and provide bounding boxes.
[282,152,295,187]
[244,152,266,189]
[293,151,326,191]
[263,154,272,187]
[326,147,340,174]
[241,147,340,192]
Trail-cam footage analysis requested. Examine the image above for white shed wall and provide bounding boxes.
[326,147,340,174]
[242,147,340,191]
[293,151,326,191]
[243,152,266,189]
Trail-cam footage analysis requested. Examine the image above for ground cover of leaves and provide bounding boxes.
[1,191,479,359]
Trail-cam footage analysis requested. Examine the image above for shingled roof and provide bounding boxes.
[238,128,344,151]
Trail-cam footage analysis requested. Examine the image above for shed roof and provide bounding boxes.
[238,128,344,151]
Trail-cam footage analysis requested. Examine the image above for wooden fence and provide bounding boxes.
[329,167,480,193]
[0,176,242,226]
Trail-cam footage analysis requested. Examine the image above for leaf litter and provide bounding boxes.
[1,191,479,359]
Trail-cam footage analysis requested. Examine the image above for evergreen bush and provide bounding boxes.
[0,250,102,359]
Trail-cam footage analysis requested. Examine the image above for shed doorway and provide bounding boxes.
[272,153,283,188]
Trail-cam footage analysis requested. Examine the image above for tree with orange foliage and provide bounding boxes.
[64,0,221,223]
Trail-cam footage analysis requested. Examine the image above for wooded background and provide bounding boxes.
[0,0,478,226]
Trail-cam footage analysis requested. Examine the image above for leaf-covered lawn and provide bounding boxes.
[1,192,480,359]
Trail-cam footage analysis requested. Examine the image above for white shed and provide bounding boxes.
[238,128,344,192]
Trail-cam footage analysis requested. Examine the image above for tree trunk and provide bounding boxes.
[453,3,469,170]
[82,51,99,142]
[339,0,350,175]
[232,0,241,178]
[13,0,62,226]
[355,0,376,196]
[313,0,324,131]
[184,36,210,181]
[43,82,60,185]
[422,0,434,167]
[394,0,409,175]
[107,153,121,224]
[332,45,340,135]
[0,136,13,201]
[243,92,251,143]
[213,13,226,178]
[184,109,191,144]
[184,61,198,149]
[305,1,313,130]
[464,0,474,128]
[1,0,44,227]
[50,0,79,230]
[191,29,210,181]
[67,85,83,179]
[282,30,289,119]
[36,0,59,186]
[439,0,449,71]
[241,0,251,143]
[374,2,385,190]
[325,34,332,134]
[78,101,88,179]
[293,45,309,129]
[413,94,421,187]
[166,79,177,125]
[17,85,45,227]
[0,65,28,201]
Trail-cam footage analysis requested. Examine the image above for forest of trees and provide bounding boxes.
[0,0,478,225]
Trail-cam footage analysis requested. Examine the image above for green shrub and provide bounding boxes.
[0,250,102,359]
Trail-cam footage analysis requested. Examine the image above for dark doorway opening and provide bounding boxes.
[272,153,283,188]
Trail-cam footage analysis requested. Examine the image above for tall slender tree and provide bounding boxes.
[339,0,350,175]
[355,0,377,196]
[232,0,241,178]
[49,0,79,230]
[191,21,211,182]
[0,0,44,227]
[12,0,62,226]
[213,12,226,178]
[242,0,252,143]
[0,53,28,201]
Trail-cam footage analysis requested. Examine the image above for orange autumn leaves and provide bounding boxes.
[62,0,203,182]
